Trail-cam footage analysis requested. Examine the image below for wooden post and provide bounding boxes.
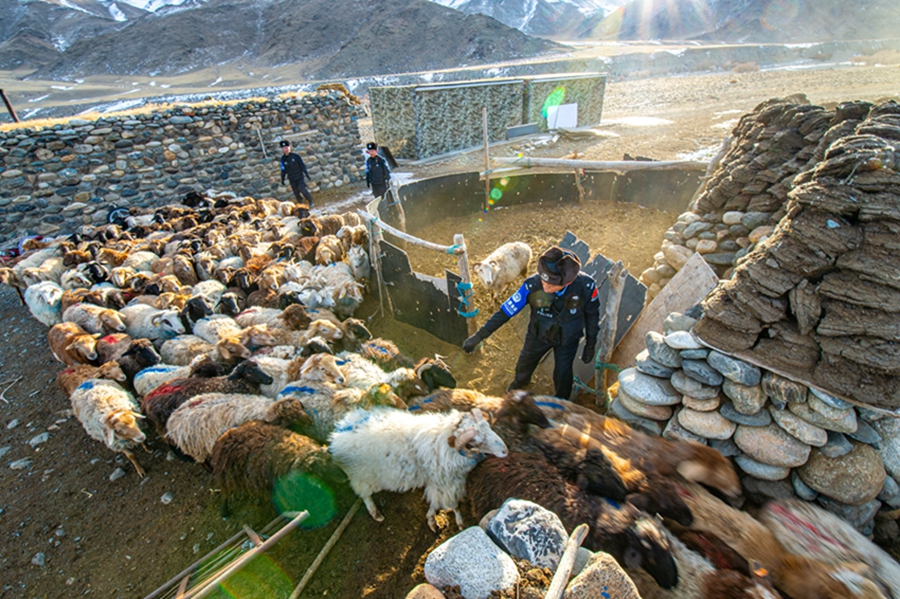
[574,169,586,204]
[544,523,589,599]
[483,107,491,211]
[491,156,709,171]
[363,200,389,319]
[595,261,627,403]
[454,233,479,339]
[288,499,361,599]
[0,90,19,123]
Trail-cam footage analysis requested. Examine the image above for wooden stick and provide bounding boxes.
[289,499,361,599]
[595,262,627,400]
[574,169,586,204]
[357,210,461,254]
[483,107,491,211]
[0,90,19,123]
[492,156,709,172]
[454,233,478,340]
[174,575,190,599]
[255,128,268,160]
[185,511,309,599]
[544,523,589,599]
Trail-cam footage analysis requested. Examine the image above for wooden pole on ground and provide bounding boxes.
[483,107,491,211]
[595,261,627,403]
[454,233,479,340]
[574,169,586,204]
[0,90,19,123]
[544,523,589,599]
[492,156,708,171]
[289,499,362,599]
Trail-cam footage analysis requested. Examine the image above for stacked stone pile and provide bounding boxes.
[0,92,365,245]
[694,100,900,409]
[640,97,877,300]
[610,311,899,539]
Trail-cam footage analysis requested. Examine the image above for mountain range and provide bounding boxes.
[430,0,625,37]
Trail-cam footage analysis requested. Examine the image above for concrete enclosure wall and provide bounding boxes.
[0,92,365,245]
[371,72,607,160]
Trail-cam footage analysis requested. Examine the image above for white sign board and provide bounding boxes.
[547,103,578,129]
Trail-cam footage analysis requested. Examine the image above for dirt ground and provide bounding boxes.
[1,63,899,599]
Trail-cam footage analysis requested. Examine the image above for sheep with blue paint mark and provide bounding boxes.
[24,281,65,327]
[328,406,508,531]
[336,352,429,400]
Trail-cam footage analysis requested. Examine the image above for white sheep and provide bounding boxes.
[190,280,226,304]
[337,352,428,400]
[347,245,371,283]
[119,304,185,341]
[328,407,508,531]
[24,281,64,327]
[474,241,533,303]
[166,394,310,463]
[60,269,94,291]
[62,303,127,335]
[132,354,220,397]
[253,351,346,397]
[121,250,160,272]
[69,379,147,477]
[192,314,242,345]
[21,256,64,287]
[159,335,216,365]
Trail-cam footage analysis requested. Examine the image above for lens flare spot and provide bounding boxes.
[490,188,503,202]
[499,178,508,187]
[201,553,291,598]
[541,86,566,119]
[272,471,337,529]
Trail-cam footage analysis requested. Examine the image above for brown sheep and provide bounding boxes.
[56,361,128,396]
[315,235,344,265]
[60,289,107,313]
[96,248,130,267]
[48,322,100,366]
[172,254,199,286]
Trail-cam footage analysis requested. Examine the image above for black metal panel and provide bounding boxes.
[393,172,484,232]
[612,169,703,212]
[379,240,469,345]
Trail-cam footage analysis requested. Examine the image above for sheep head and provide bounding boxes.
[362,383,406,409]
[150,310,186,335]
[415,358,457,391]
[97,361,128,383]
[621,515,678,590]
[278,304,311,330]
[300,353,346,385]
[474,261,496,287]
[307,319,343,341]
[100,309,127,333]
[450,408,508,459]
[494,390,550,431]
[239,324,277,348]
[122,339,161,367]
[104,409,146,446]
[66,334,100,364]
[216,337,252,361]
[229,359,275,385]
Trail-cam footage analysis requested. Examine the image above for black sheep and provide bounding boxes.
[467,451,679,590]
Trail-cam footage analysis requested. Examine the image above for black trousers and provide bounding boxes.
[371,182,388,199]
[289,178,313,205]
[508,332,581,400]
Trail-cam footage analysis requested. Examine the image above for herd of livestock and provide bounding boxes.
[0,193,893,598]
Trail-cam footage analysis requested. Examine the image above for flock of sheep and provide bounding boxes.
[3,192,889,598]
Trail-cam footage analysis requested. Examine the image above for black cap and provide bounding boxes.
[537,247,580,286]
[366,142,377,150]
[280,140,290,147]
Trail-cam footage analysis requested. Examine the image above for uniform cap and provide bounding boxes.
[280,140,290,147]
[366,142,377,150]
[537,247,580,286]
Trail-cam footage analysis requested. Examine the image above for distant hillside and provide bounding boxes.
[431,0,624,38]
[582,0,900,42]
[24,0,556,79]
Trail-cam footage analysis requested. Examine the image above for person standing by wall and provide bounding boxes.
[461,247,601,400]
[365,142,391,200]
[279,140,314,205]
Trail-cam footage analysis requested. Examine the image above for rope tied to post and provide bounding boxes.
[446,244,462,255]
[455,281,479,318]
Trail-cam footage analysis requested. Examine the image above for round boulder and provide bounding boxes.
[678,408,736,440]
[645,331,683,369]
[798,444,886,506]
[486,499,567,570]
[618,387,674,421]
[733,423,811,468]
[769,406,827,447]
[564,551,641,599]
[671,370,720,400]
[707,351,761,386]
[424,526,518,599]
[735,454,790,481]
[617,368,681,406]
[722,380,767,415]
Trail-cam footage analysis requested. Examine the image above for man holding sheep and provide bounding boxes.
[462,247,600,401]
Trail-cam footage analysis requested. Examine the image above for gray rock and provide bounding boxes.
[877,476,899,505]
[405,584,446,599]
[9,458,32,470]
[28,432,50,447]
[820,432,854,458]
[635,350,676,379]
[609,398,664,436]
[109,468,126,482]
[703,252,737,266]
[769,406,828,447]
[741,211,771,230]
[618,387,674,421]
[721,401,771,427]
[733,423,811,468]
[791,470,819,500]
[161,492,174,505]
[808,387,852,410]
[617,368,682,406]
[798,444,886,506]
[872,418,900,480]
[665,331,703,350]
[564,551,641,599]
[0,446,10,460]
[874,520,899,548]
[645,332,682,369]
[663,312,697,334]
[761,371,807,406]
[683,394,722,412]
[741,476,795,501]
[847,420,882,448]
[670,370,720,399]
[707,351,761,386]
[735,455,790,481]
[816,497,881,530]
[808,393,855,421]
[486,499,567,570]
[682,359,724,387]
[711,437,741,457]
[682,221,712,239]
[663,411,707,444]
[858,407,888,423]
[424,526,518,599]
[679,349,710,360]
[572,547,593,578]
[788,402,857,434]
[678,408,736,440]
[31,553,45,567]
[723,380,767,415]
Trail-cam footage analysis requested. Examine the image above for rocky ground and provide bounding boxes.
[0,62,898,599]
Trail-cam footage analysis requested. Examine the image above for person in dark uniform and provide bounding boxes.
[365,142,391,199]
[462,247,601,400]
[279,140,313,205]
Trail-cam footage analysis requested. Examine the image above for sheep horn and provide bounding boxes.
[471,408,484,422]
[415,362,433,378]
[454,428,477,450]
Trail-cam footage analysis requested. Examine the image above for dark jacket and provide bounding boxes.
[366,155,391,187]
[476,273,601,348]
[280,152,309,184]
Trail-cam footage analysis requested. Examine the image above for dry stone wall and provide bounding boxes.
[0,92,365,245]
